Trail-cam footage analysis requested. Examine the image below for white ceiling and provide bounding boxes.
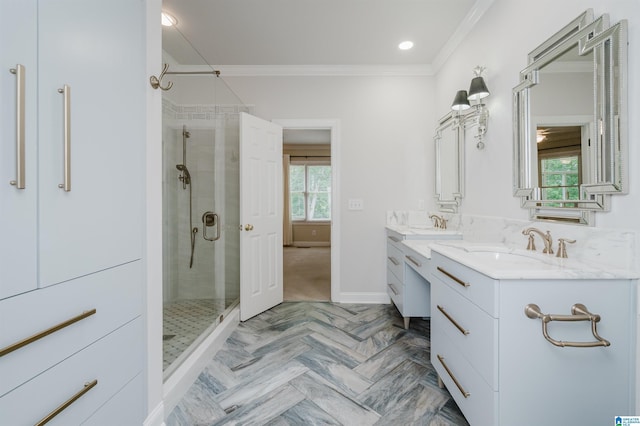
[161,0,494,74]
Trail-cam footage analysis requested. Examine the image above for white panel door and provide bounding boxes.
[0,0,38,299]
[37,0,145,287]
[240,113,283,321]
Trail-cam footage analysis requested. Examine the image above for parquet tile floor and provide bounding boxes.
[166,302,469,426]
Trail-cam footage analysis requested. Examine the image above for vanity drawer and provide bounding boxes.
[0,261,142,396]
[431,251,498,317]
[402,244,430,280]
[387,269,403,312]
[82,373,144,426]
[0,317,143,425]
[432,276,498,389]
[386,243,404,281]
[432,328,497,426]
[386,229,404,250]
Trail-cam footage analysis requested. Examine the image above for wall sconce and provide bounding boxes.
[450,66,490,149]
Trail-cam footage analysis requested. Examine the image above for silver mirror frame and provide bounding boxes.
[434,112,464,212]
[434,107,486,213]
[512,9,628,225]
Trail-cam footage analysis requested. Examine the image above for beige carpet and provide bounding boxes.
[283,246,331,301]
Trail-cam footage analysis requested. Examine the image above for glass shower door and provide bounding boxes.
[161,26,245,375]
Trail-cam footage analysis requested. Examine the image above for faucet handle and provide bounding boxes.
[556,238,576,258]
[440,218,447,230]
[525,232,536,251]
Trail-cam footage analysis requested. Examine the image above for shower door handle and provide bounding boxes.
[202,211,220,241]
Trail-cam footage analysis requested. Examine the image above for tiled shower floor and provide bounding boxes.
[163,298,235,370]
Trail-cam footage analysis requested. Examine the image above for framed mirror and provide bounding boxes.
[513,9,628,225]
[434,107,485,213]
[434,112,463,212]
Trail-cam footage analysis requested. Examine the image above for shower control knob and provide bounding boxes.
[244,224,254,231]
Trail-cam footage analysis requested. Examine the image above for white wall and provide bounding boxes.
[226,75,435,297]
[433,0,639,231]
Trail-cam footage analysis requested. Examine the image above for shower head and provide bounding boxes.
[176,164,191,184]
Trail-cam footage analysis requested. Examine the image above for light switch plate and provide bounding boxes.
[348,199,364,210]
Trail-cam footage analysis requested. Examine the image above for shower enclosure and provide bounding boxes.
[161,28,248,375]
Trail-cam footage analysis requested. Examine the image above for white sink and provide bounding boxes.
[468,250,550,267]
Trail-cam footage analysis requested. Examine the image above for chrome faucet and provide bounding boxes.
[429,214,447,230]
[522,227,553,254]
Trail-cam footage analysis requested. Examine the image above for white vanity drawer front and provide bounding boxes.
[432,328,497,426]
[82,373,144,426]
[431,252,498,317]
[386,229,404,249]
[386,269,403,312]
[432,277,498,389]
[402,245,430,281]
[0,317,143,425]
[0,261,142,396]
[386,243,404,281]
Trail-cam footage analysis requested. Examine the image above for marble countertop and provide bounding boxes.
[385,224,463,237]
[428,241,639,280]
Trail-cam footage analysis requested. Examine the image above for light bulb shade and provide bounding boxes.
[451,90,471,111]
[468,76,490,101]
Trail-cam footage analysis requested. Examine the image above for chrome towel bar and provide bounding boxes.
[524,303,610,348]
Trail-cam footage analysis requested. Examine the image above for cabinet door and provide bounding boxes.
[37,0,145,286]
[0,0,38,299]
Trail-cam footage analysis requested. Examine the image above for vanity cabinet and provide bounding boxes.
[385,227,460,328]
[430,250,636,426]
[0,0,146,423]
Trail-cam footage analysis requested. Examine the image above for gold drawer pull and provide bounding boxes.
[387,256,400,266]
[405,255,422,268]
[35,379,98,426]
[388,283,399,296]
[437,354,470,398]
[0,309,96,358]
[437,305,469,335]
[437,266,469,288]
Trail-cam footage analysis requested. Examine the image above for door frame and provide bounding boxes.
[272,119,341,302]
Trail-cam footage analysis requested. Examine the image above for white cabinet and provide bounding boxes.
[1,0,145,297]
[0,0,146,423]
[385,227,460,328]
[430,250,636,426]
[0,0,38,298]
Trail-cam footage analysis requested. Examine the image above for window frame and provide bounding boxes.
[289,159,331,223]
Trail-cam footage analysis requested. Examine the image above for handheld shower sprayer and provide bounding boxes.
[176,164,191,187]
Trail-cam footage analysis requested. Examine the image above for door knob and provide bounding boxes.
[244,224,254,231]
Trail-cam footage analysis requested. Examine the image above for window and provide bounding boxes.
[289,163,331,221]
[539,152,581,208]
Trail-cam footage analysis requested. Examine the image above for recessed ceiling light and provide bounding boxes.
[161,12,177,27]
[398,41,414,50]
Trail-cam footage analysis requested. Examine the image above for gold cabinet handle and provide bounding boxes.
[35,379,98,426]
[437,354,470,398]
[0,309,96,358]
[437,305,469,335]
[57,84,71,191]
[9,65,25,189]
[387,283,399,296]
[405,255,422,268]
[244,224,254,231]
[387,256,400,266]
[437,266,470,288]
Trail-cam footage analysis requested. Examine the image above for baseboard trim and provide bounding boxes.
[143,401,165,426]
[292,242,331,247]
[162,307,239,417]
[336,292,390,304]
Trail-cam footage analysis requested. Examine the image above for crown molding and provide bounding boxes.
[431,0,495,73]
